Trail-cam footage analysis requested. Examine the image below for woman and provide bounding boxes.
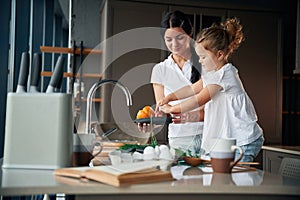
[150,10,204,155]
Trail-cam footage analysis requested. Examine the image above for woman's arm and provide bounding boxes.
[138,83,164,133]
[152,83,167,117]
[152,83,165,103]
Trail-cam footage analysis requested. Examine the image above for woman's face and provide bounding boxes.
[195,43,219,72]
[164,27,191,57]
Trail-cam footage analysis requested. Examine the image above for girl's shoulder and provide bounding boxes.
[222,63,237,72]
[216,63,239,80]
[202,63,238,85]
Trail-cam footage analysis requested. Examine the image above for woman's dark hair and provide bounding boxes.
[161,10,201,83]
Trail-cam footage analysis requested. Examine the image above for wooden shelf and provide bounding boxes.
[41,71,102,79]
[82,98,102,103]
[40,45,103,105]
[40,46,103,55]
[282,111,300,115]
[283,76,300,80]
[75,98,102,103]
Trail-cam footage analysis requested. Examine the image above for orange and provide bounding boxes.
[136,110,149,119]
[142,106,155,117]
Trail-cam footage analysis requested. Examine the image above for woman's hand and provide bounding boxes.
[137,122,163,134]
[137,123,151,133]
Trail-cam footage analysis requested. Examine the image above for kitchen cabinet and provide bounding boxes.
[100,0,167,120]
[99,0,283,144]
[100,0,168,143]
[263,145,300,174]
[169,5,227,37]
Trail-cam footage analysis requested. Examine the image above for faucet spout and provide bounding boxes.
[85,79,132,134]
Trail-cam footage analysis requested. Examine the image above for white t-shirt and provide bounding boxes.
[151,55,203,138]
[201,63,263,153]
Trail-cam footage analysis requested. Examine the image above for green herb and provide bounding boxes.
[174,148,199,158]
[150,114,157,146]
[174,148,186,157]
[119,113,158,152]
[118,143,154,150]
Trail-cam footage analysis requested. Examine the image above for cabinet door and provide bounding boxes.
[228,10,282,144]
[100,0,168,143]
[263,150,283,173]
[170,6,227,38]
[263,150,300,173]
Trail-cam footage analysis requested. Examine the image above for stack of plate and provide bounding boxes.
[92,140,137,166]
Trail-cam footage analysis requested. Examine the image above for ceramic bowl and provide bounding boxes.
[183,156,203,167]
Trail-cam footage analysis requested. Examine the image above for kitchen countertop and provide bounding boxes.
[262,145,300,155]
[1,162,300,200]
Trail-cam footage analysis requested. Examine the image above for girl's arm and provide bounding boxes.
[159,79,203,105]
[160,84,222,114]
[172,108,204,123]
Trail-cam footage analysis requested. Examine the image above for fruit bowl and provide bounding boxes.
[133,116,172,125]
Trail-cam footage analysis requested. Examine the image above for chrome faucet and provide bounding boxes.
[85,79,132,134]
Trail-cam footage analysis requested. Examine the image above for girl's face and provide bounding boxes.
[195,43,221,72]
[164,27,191,57]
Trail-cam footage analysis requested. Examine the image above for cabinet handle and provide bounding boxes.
[277,155,284,159]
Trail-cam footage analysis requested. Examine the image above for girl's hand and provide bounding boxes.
[171,110,203,124]
[159,104,173,114]
[155,98,169,112]
[157,96,171,106]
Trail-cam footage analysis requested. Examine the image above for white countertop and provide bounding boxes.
[1,164,299,199]
[262,145,300,155]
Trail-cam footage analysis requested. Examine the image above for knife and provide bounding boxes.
[16,52,29,93]
[54,67,64,92]
[46,55,65,93]
[29,53,42,93]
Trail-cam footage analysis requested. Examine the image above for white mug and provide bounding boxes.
[209,138,243,173]
[210,138,243,156]
[109,150,122,166]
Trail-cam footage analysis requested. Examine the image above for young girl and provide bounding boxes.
[159,17,264,162]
